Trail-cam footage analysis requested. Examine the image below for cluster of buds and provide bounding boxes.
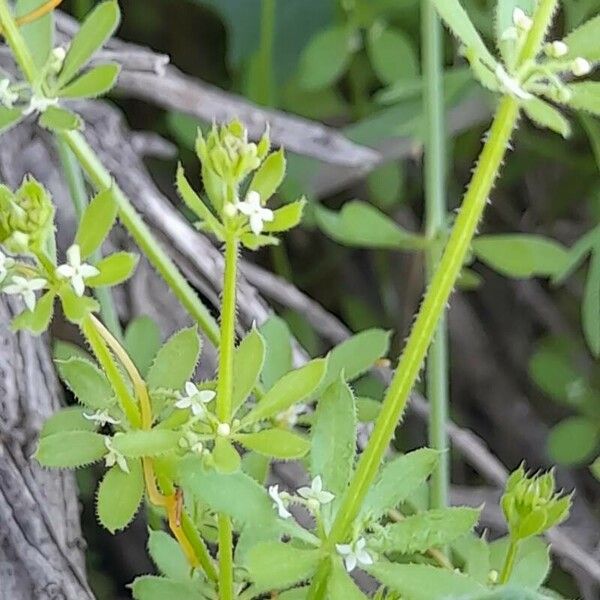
[501,465,571,540]
[268,475,335,520]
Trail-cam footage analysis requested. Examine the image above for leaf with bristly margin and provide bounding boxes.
[58,64,121,98]
[280,587,310,600]
[36,430,107,468]
[57,356,114,409]
[361,448,438,521]
[11,290,55,334]
[582,245,600,356]
[59,287,99,323]
[232,328,265,413]
[328,560,368,599]
[431,0,496,66]
[213,437,242,473]
[321,328,391,390]
[311,376,356,501]
[367,26,418,85]
[147,529,191,580]
[146,327,201,391]
[97,459,144,532]
[16,0,53,68]
[41,406,98,437]
[243,358,327,425]
[245,541,321,593]
[315,201,427,250]
[453,534,491,584]
[564,82,600,117]
[235,428,311,459]
[249,149,286,202]
[125,316,162,377]
[447,586,557,599]
[130,576,204,600]
[240,232,280,250]
[57,1,121,87]
[260,316,293,389]
[175,163,224,238]
[75,188,118,259]
[263,199,306,233]
[563,14,600,62]
[378,507,480,554]
[357,397,381,422]
[111,430,180,457]
[298,26,352,90]
[180,457,278,529]
[489,536,550,590]
[548,416,600,465]
[472,234,569,278]
[0,107,23,134]
[38,106,83,132]
[368,563,485,600]
[523,97,571,138]
[87,252,139,288]
[241,451,270,484]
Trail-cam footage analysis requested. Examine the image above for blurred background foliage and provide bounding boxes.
[59,0,600,597]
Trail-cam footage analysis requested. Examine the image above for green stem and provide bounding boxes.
[0,0,37,83]
[422,0,449,511]
[257,0,276,106]
[55,138,123,341]
[181,510,219,582]
[499,538,520,584]
[218,513,234,600]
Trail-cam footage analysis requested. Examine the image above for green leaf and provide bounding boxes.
[175,163,223,238]
[591,456,600,481]
[0,107,23,134]
[565,82,600,117]
[453,535,491,584]
[361,448,438,521]
[16,0,53,68]
[328,560,368,599]
[87,252,138,287]
[582,245,600,356]
[97,459,144,532]
[298,26,352,90]
[311,376,356,500]
[241,232,279,250]
[146,327,201,391]
[38,106,83,132]
[315,201,426,250]
[57,0,121,87]
[235,429,311,459]
[322,328,391,389]
[40,406,97,437]
[131,576,200,600]
[111,430,181,457]
[548,416,600,465]
[357,397,381,422]
[260,316,293,389]
[75,188,118,259]
[472,234,569,278]
[213,436,242,473]
[147,529,190,580]
[242,451,270,484]
[378,507,480,554]
[263,199,306,233]
[59,287,99,324]
[367,26,418,85]
[245,541,320,593]
[244,358,327,425]
[432,0,496,65]
[489,537,550,590]
[57,356,113,409]
[124,316,162,377]
[249,149,286,202]
[36,430,107,468]
[563,14,600,62]
[58,63,121,99]
[523,97,571,138]
[494,0,536,65]
[232,327,266,413]
[369,563,485,600]
[367,162,404,209]
[11,290,55,334]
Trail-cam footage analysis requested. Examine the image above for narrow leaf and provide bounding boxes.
[75,187,118,258]
[58,63,121,99]
[235,429,311,459]
[36,431,106,468]
[523,97,571,138]
[87,251,138,287]
[40,406,97,437]
[262,199,306,233]
[147,529,190,580]
[249,149,286,202]
[563,14,600,62]
[232,328,266,413]
[57,356,114,409]
[582,246,600,356]
[11,290,54,334]
[111,430,181,457]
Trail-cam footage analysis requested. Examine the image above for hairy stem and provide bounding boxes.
[499,538,520,584]
[422,0,449,511]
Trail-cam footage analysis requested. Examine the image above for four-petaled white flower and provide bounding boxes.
[0,79,18,109]
[235,191,274,235]
[174,381,216,417]
[3,275,47,311]
[0,250,15,284]
[572,57,592,77]
[495,65,532,100]
[56,244,99,297]
[335,538,374,573]
[298,475,335,506]
[83,409,120,427]
[268,484,292,519]
[22,94,58,116]
[104,437,129,473]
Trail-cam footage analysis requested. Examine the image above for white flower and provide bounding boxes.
[104,437,129,473]
[571,57,592,77]
[512,7,532,31]
[22,94,58,116]
[0,251,15,284]
[546,40,569,58]
[235,191,274,235]
[335,538,374,573]
[216,422,231,437]
[298,475,335,505]
[3,275,47,311]
[495,65,533,100]
[83,409,120,427]
[276,403,308,427]
[174,381,215,417]
[0,79,18,109]
[56,244,99,297]
[268,484,292,519]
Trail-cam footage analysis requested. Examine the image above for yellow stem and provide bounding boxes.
[0,0,64,35]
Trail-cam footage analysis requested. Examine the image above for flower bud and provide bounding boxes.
[571,57,592,77]
[217,422,231,437]
[512,7,532,31]
[545,40,568,58]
